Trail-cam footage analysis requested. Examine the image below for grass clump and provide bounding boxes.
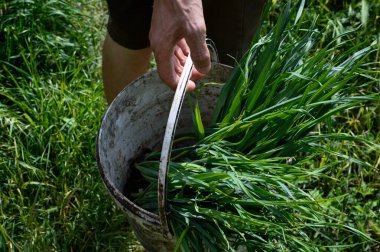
[133,1,380,251]
[0,0,141,250]
[0,0,379,251]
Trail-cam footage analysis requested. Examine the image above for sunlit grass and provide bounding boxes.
[0,0,140,250]
[134,1,380,251]
[0,0,379,251]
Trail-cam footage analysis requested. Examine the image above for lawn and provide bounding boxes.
[0,0,379,251]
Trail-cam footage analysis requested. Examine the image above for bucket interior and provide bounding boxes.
[96,63,231,248]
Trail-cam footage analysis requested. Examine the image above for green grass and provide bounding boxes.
[134,1,379,250]
[0,0,140,250]
[0,0,379,251]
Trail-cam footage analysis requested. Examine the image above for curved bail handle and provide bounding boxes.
[158,55,193,237]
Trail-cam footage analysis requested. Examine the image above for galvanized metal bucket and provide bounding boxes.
[96,63,231,251]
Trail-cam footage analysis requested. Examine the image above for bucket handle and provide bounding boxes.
[158,55,194,238]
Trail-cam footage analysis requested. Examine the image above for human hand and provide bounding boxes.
[149,0,211,91]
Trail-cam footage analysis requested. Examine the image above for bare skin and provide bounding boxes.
[102,0,211,104]
[102,34,152,103]
[149,0,211,91]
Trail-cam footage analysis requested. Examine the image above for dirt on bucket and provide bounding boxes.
[97,63,232,251]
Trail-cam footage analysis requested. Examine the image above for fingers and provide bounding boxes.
[155,52,178,91]
[151,38,186,90]
[175,39,188,66]
[186,80,196,92]
[149,0,210,91]
[185,30,211,75]
[150,32,181,90]
[149,0,211,90]
[174,43,197,92]
[153,39,208,92]
[177,38,206,81]
[177,38,190,57]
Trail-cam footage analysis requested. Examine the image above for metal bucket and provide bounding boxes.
[96,63,231,251]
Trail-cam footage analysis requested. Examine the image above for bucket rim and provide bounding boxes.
[96,124,161,226]
[96,63,233,231]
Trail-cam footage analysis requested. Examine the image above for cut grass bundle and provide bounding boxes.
[132,1,379,251]
[1,0,378,250]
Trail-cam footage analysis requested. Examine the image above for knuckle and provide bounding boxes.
[187,24,206,38]
[192,53,208,64]
[191,50,209,63]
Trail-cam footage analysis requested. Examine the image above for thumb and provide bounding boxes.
[186,35,211,75]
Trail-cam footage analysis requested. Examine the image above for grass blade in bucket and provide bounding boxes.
[131,1,379,251]
[96,62,231,251]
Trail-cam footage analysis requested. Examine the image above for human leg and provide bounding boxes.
[102,34,152,103]
[102,0,153,104]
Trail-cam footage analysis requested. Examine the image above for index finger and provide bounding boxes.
[154,47,179,90]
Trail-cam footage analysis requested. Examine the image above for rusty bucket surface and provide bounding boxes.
[96,63,231,251]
